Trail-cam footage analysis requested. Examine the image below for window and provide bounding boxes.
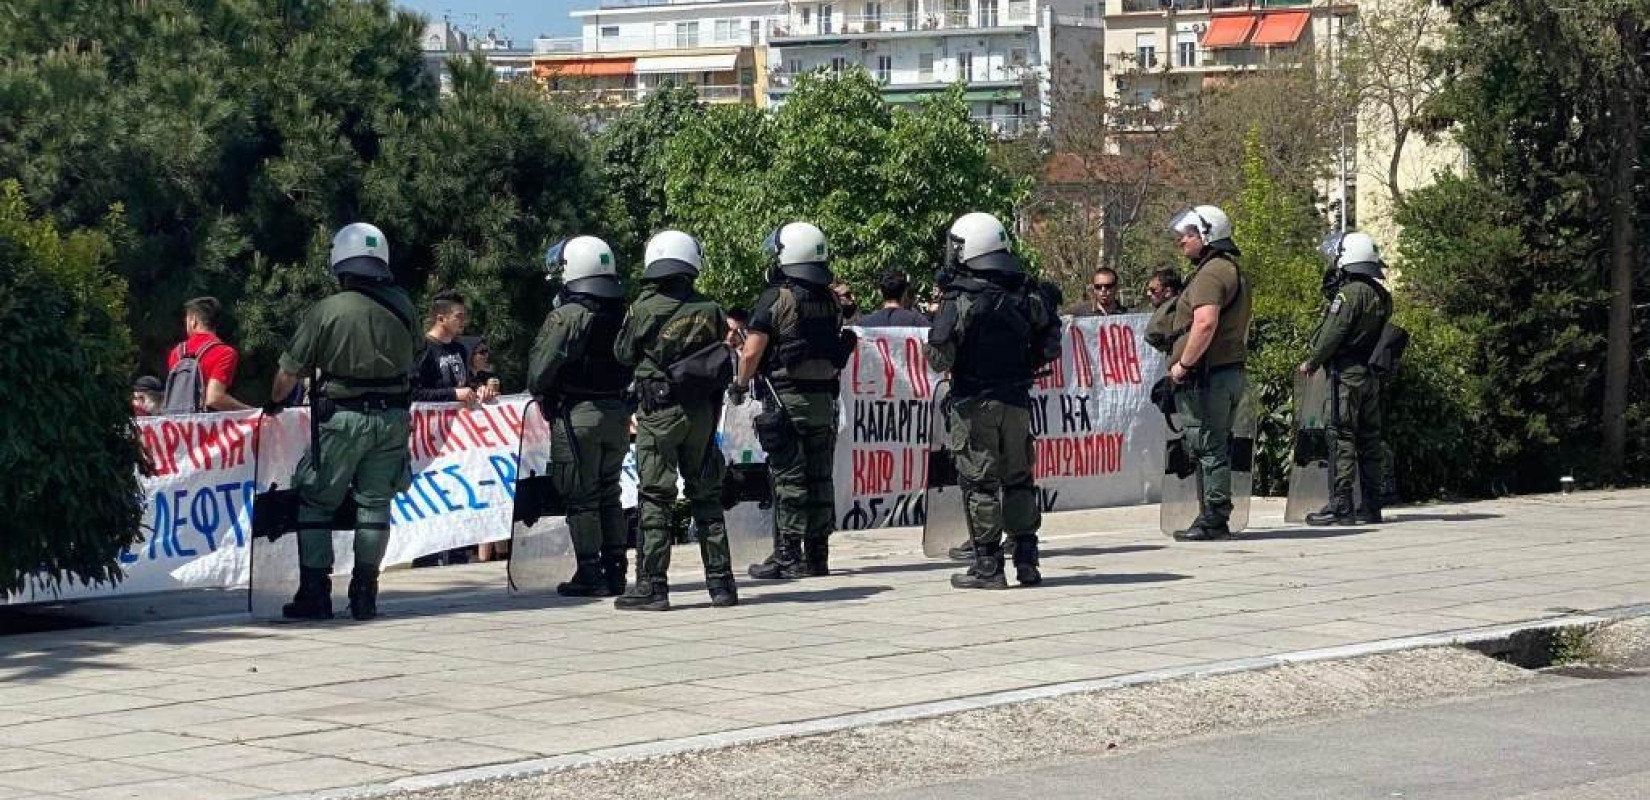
[865,1,882,22]
[1084,4,1098,21]
[750,19,762,44]
[741,66,756,85]
[601,25,620,38]
[958,51,974,81]
[831,55,848,73]
[788,58,803,75]
[876,55,892,82]
[801,6,813,28]
[715,19,739,41]
[1134,33,1158,68]
[823,3,835,33]
[904,0,917,29]
[1176,31,1197,67]
[676,21,699,48]
[918,52,935,81]
[1009,46,1027,65]
[980,0,998,27]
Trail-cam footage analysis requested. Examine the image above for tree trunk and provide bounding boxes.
[1601,11,1639,481]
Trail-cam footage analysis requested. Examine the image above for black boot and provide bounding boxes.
[951,542,1007,589]
[282,567,334,620]
[1306,497,1355,527]
[1351,495,1383,525]
[1011,537,1042,586]
[613,577,670,611]
[748,536,804,579]
[800,538,829,577]
[347,567,379,621]
[556,557,610,597]
[707,575,739,608]
[598,547,629,596]
[1173,515,1233,541]
[947,540,975,562]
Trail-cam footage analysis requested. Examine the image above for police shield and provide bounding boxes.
[719,393,776,571]
[248,408,350,620]
[921,380,969,559]
[1285,371,1333,523]
[1158,389,1257,536]
[506,400,575,593]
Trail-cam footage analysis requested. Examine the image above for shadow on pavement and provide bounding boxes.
[1235,527,1376,541]
[842,560,968,577]
[1037,572,1191,588]
[743,585,893,605]
[1044,544,1168,558]
[1387,512,1503,523]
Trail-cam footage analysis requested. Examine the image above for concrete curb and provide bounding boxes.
[270,605,1648,800]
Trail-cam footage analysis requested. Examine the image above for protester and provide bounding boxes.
[830,281,860,323]
[163,297,250,413]
[1065,267,1129,317]
[1144,268,1185,355]
[725,307,750,347]
[132,376,164,416]
[411,290,479,406]
[855,271,931,328]
[460,335,501,402]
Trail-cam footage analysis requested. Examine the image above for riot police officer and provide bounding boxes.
[926,212,1062,589]
[1300,232,1392,526]
[735,222,853,580]
[614,230,737,610]
[269,223,421,621]
[1166,205,1253,542]
[529,236,634,596]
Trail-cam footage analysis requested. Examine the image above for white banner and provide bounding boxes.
[833,315,1168,530]
[11,316,1169,604]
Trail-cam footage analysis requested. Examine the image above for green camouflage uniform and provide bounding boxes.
[1169,251,1252,529]
[1304,276,1391,512]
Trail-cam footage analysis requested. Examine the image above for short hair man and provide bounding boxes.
[411,290,488,407]
[1067,267,1129,317]
[856,271,931,328]
[165,297,250,412]
[1143,268,1186,355]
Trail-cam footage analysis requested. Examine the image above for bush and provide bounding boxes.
[0,182,144,595]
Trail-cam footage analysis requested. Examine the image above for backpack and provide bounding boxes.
[162,340,223,415]
[666,340,736,402]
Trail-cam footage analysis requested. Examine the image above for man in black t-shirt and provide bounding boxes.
[411,290,492,406]
[856,271,931,328]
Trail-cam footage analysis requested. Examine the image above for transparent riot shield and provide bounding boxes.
[921,381,969,558]
[1159,388,1257,536]
[720,392,777,571]
[1285,371,1333,523]
[506,401,575,593]
[248,408,346,620]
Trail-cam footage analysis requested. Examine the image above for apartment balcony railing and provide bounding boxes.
[547,84,757,104]
[1118,0,1308,12]
[972,114,1030,137]
[771,6,1033,39]
[534,31,758,54]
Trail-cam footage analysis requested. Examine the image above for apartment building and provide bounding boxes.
[530,0,774,108]
[767,0,1104,137]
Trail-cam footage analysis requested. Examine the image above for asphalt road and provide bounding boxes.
[845,673,1650,800]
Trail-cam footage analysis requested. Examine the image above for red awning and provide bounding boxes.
[533,58,635,78]
[1250,11,1310,47]
[1200,15,1257,49]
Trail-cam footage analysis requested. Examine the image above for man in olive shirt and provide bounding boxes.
[270,223,421,621]
[529,236,634,596]
[1299,232,1392,526]
[614,230,737,611]
[1165,206,1252,542]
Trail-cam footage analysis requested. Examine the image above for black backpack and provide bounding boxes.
[161,340,223,415]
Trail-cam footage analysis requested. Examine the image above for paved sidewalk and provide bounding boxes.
[2,490,1648,800]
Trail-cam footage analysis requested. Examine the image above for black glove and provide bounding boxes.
[261,402,286,417]
[728,383,749,407]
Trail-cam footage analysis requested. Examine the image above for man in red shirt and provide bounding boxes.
[168,297,250,412]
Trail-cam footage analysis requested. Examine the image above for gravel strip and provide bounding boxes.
[386,647,1532,800]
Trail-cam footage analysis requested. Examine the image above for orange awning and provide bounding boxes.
[534,58,635,79]
[1249,11,1309,46]
[1201,15,1257,49]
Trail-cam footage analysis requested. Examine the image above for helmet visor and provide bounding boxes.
[1167,207,1203,238]
[763,227,783,261]
[543,238,570,282]
[1319,232,1345,266]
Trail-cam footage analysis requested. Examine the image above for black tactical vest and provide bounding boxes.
[558,294,632,399]
[952,280,1037,397]
[768,279,844,387]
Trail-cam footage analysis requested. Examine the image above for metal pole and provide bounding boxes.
[1333,7,1348,232]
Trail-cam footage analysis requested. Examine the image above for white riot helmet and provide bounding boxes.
[946,212,1020,273]
[1335,231,1385,277]
[545,236,622,298]
[642,229,703,280]
[1169,205,1235,249]
[764,221,832,286]
[330,222,392,281]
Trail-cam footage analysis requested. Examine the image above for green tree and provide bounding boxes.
[595,86,706,274]
[664,70,1024,308]
[0,182,144,595]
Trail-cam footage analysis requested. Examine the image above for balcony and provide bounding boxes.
[1115,0,1305,12]
[972,114,1031,137]
[534,31,758,54]
[546,84,758,105]
[771,5,1034,41]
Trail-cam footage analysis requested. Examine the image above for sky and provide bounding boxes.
[397,0,583,41]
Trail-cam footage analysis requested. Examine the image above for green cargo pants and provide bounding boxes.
[949,396,1040,548]
[763,389,838,545]
[635,399,729,580]
[551,398,629,559]
[1331,368,1385,508]
[1173,366,1246,525]
[294,408,412,570]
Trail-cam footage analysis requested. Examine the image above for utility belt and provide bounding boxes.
[1178,360,1245,390]
[317,391,411,422]
[636,378,722,413]
[764,374,840,397]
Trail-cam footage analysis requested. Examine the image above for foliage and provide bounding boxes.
[664,69,1025,309]
[0,182,144,595]
[594,86,706,277]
